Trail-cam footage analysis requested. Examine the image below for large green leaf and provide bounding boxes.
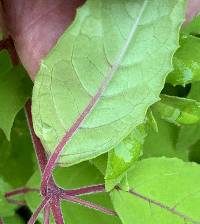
[111,158,200,224]
[154,94,200,125]
[0,65,32,140]
[0,110,36,187]
[166,35,200,86]
[32,0,186,166]
[25,162,121,224]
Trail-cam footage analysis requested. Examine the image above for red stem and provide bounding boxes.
[0,218,4,224]
[5,187,39,198]
[61,194,117,216]
[50,197,64,224]
[63,184,105,196]
[25,100,48,173]
[44,204,51,224]
[6,198,26,206]
[28,196,51,224]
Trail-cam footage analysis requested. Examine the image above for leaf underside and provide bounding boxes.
[32,0,185,166]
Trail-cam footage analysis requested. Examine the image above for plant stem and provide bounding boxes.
[28,196,51,224]
[0,218,4,224]
[5,187,39,198]
[50,197,64,224]
[6,198,26,206]
[63,184,105,196]
[61,194,117,216]
[44,204,51,224]
[25,100,48,173]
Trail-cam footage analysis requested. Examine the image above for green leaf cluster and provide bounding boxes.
[2,0,200,223]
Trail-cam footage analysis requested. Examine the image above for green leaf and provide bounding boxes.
[0,50,12,76]
[146,110,158,132]
[32,0,186,166]
[154,94,200,125]
[0,110,36,187]
[176,82,200,150]
[183,14,200,35]
[0,179,17,217]
[111,158,200,224]
[189,140,200,164]
[25,162,121,224]
[90,153,107,176]
[0,65,32,140]
[167,35,200,86]
[142,114,188,160]
[2,215,25,224]
[105,124,146,191]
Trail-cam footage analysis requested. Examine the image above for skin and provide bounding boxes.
[0,0,199,80]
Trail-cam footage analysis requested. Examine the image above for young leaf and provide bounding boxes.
[0,110,36,187]
[0,178,17,217]
[183,14,200,35]
[105,124,146,191]
[143,114,188,160]
[154,94,200,125]
[32,0,186,167]
[176,82,200,150]
[111,158,200,224]
[25,162,121,224]
[166,35,200,86]
[0,65,32,140]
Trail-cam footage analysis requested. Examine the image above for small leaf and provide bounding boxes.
[167,35,200,86]
[0,179,17,217]
[143,114,188,160]
[90,153,107,175]
[111,158,200,224]
[146,110,158,132]
[176,82,200,150]
[183,14,200,35]
[0,65,32,140]
[154,94,200,125]
[105,124,146,191]
[25,162,121,224]
[32,0,186,166]
[0,110,36,187]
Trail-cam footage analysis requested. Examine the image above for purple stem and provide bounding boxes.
[44,204,51,224]
[0,218,4,224]
[61,194,117,216]
[5,187,39,198]
[6,198,26,206]
[25,100,48,173]
[50,197,64,224]
[63,184,105,196]
[28,196,51,224]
